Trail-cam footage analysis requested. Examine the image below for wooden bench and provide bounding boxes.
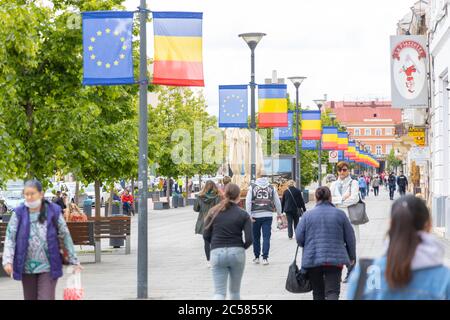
[66,221,97,263]
[88,216,131,262]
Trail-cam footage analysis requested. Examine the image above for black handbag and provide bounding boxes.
[285,246,312,293]
[287,188,303,217]
[347,194,369,225]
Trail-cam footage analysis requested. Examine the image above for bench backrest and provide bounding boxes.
[66,221,95,246]
[89,216,131,237]
[0,222,7,252]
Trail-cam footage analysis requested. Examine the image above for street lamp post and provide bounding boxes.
[314,99,326,186]
[239,33,266,182]
[288,76,307,189]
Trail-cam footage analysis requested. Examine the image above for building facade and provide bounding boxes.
[325,101,402,170]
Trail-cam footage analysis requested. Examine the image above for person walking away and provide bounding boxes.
[296,187,356,300]
[203,183,253,300]
[53,191,66,211]
[218,176,232,197]
[194,180,221,268]
[121,188,134,216]
[2,180,82,300]
[364,175,371,197]
[281,180,307,240]
[372,175,380,197]
[347,195,450,299]
[358,176,367,200]
[246,177,282,265]
[397,172,408,197]
[388,172,397,200]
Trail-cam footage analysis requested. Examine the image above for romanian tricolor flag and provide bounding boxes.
[152,12,204,86]
[322,127,338,150]
[301,111,322,140]
[345,141,357,160]
[258,84,288,128]
[337,132,348,151]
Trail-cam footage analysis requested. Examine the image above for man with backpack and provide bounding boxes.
[246,177,282,266]
[388,172,397,200]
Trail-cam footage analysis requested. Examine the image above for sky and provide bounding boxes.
[124,0,416,115]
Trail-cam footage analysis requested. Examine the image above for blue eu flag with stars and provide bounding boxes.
[302,139,318,150]
[82,11,134,85]
[218,85,248,128]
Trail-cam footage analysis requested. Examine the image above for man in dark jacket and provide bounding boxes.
[388,172,397,200]
[397,172,408,196]
[53,191,66,211]
[281,180,307,240]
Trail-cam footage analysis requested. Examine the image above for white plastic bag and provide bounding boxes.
[63,267,84,300]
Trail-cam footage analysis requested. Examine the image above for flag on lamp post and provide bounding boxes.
[82,11,135,85]
[322,127,338,150]
[301,111,322,140]
[302,139,318,150]
[218,85,248,128]
[337,132,348,151]
[258,84,288,128]
[152,12,204,86]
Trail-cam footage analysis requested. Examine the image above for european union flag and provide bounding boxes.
[273,111,294,140]
[302,139,318,150]
[82,11,134,85]
[219,85,248,128]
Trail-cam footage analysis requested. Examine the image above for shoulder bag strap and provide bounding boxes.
[294,245,299,262]
[287,187,300,209]
[353,258,374,300]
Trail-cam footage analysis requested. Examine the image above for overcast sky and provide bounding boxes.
[124,0,415,115]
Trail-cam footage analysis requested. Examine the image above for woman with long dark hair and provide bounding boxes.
[194,180,221,267]
[347,195,450,299]
[296,186,356,300]
[203,183,253,300]
[2,180,82,300]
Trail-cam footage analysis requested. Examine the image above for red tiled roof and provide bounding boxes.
[325,101,402,125]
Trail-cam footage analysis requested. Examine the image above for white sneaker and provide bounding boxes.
[252,257,260,264]
[206,261,212,268]
[262,259,269,265]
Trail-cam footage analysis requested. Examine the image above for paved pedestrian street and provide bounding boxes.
[1,188,449,300]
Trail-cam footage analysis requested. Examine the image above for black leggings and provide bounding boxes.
[307,266,342,300]
[204,239,211,261]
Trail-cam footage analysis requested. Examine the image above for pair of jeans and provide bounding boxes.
[252,217,272,259]
[373,186,379,196]
[21,273,58,300]
[389,186,395,199]
[306,266,343,300]
[210,247,246,300]
[359,188,366,200]
[123,202,134,215]
[285,211,299,239]
[399,187,406,196]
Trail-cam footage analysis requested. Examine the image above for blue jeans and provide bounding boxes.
[359,188,366,200]
[252,217,273,259]
[210,247,246,300]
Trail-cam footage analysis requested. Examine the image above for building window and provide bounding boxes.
[365,128,371,136]
[366,145,372,152]
[385,128,393,136]
[375,129,382,136]
[376,145,382,155]
[386,144,392,154]
[354,128,360,136]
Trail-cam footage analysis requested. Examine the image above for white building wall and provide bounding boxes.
[429,0,450,237]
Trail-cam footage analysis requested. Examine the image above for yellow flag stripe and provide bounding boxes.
[258,98,287,113]
[301,120,322,130]
[154,35,203,62]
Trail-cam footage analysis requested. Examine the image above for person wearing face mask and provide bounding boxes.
[2,180,82,300]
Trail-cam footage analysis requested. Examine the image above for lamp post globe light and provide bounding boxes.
[239,33,266,182]
[314,99,326,187]
[288,76,307,189]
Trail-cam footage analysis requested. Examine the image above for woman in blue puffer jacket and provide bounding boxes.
[296,186,356,300]
[347,195,450,300]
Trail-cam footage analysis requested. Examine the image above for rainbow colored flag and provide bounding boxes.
[258,84,288,128]
[337,132,348,151]
[301,111,322,140]
[152,12,204,86]
[322,127,338,150]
